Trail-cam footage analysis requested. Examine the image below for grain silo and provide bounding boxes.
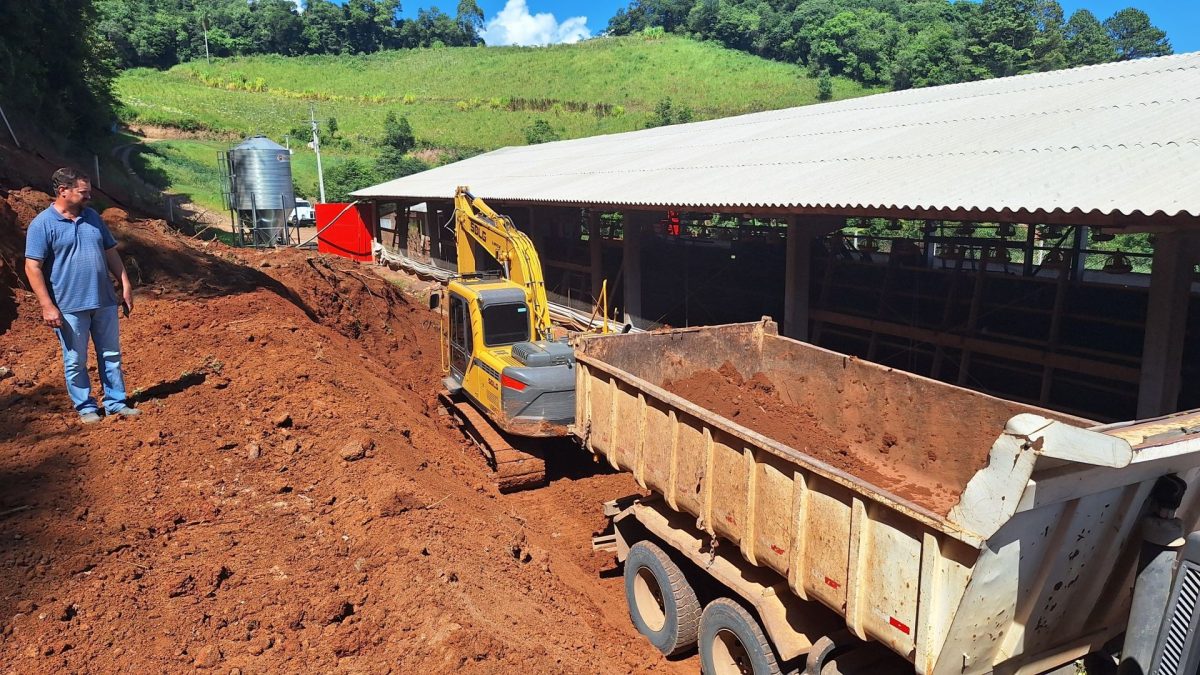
[221,136,295,246]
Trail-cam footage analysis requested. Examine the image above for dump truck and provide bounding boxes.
[576,319,1200,674]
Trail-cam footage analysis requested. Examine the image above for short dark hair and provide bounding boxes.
[51,167,91,193]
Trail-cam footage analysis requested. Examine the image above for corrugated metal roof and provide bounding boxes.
[354,52,1200,219]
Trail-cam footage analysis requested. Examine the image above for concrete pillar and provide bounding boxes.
[589,211,604,301]
[784,215,812,341]
[1137,232,1199,418]
[622,211,645,327]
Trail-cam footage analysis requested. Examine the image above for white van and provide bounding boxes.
[290,198,315,225]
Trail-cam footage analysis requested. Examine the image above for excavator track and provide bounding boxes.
[439,392,547,492]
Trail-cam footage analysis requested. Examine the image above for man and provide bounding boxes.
[24,168,140,423]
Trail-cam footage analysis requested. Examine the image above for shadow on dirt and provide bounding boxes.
[0,450,83,622]
[131,371,207,405]
[544,439,619,483]
[0,384,74,444]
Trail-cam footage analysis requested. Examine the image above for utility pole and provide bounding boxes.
[202,16,211,64]
[310,103,326,204]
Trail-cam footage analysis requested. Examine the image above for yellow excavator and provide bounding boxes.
[432,187,581,491]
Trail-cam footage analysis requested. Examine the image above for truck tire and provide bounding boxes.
[698,598,782,675]
[624,539,701,656]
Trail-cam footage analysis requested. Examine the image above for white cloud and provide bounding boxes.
[480,0,591,46]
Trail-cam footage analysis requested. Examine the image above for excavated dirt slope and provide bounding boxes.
[664,362,980,515]
[0,187,684,673]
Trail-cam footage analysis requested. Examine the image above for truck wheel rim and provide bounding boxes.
[633,567,667,632]
[711,628,753,675]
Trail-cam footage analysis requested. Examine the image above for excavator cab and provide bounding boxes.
[440,277,576,437]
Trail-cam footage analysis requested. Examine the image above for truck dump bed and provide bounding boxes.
[574,319,1200,674]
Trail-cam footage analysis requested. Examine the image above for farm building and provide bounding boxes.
[353,52,1200,423]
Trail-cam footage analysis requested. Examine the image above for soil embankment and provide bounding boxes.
[0,185,678,672]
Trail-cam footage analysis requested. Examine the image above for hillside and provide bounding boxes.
[114,34,877,211]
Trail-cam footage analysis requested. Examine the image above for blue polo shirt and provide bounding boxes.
[24,205,119,313]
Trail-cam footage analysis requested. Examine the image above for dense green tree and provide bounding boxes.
[1064,9,1116,66]
[966,0,1038,78]
[301,0,348,55]
[1104,8,1171,60]
[400,7,478,48]
[1029,0,1067,72]
[524,119,561,144]
[93,0,484,69]
[893,22,971,89]
[87,0,1177,91]
[645,98,694,128]
[0,0,115,138]
[381,111,415,154]
[646,98,675,128]
[456,0,486,45]
[246,0,306,57]
[325,158,379,203]
[816,70,834,100]
[375,148,428,180]
[711,2,760,52]
[607,0,1169,90]
[609,0,693,34]
[372,111,424,180]
[809,8,901,85]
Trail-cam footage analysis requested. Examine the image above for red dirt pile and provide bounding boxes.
[0,187,677,673]
[664,362,971,515]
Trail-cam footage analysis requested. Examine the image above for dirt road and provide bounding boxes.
[0,186,691,673]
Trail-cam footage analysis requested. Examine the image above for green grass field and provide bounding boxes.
[114,34,878,212]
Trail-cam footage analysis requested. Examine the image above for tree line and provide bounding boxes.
[96,0,486,71]
[0,0,115,139]
[607,0,1173,89]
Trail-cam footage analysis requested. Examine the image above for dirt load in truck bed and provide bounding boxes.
[0,181,682,673]
[664,362,988,516]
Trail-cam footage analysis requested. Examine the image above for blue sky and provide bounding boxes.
[394,0,1197,53]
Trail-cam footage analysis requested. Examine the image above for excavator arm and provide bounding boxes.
[454,186,552,341]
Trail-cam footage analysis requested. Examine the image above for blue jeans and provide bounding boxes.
[55,304,129,415]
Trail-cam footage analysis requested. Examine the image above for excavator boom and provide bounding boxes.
[453,187,552,341]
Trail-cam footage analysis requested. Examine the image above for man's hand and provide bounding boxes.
[122,286,134,316]
[42,305,63,329]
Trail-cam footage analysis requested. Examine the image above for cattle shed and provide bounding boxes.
[354,52,1200,422]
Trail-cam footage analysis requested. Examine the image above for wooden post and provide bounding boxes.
[1137,232,1199,418]
[527,207,543,252]
[1022,223,1036,277]
[422,203,437,267]
[367,200,380,244]
[784,216,812,341]
[622,211,644,328]
[589,210,603,301]
[1071,225,1088,282]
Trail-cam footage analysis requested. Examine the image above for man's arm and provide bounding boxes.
[103,247,133,315]
[24,258,62,328]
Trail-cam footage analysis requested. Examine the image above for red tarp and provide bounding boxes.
[316,203,373,262]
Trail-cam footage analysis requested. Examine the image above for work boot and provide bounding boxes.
[112,406,141,418]
[80,411,102,424]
